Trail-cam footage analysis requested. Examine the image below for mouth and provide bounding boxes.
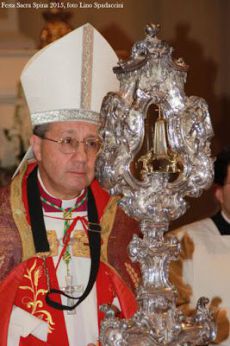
[68,171,87,175]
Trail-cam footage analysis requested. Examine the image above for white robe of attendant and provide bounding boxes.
[174,213,230,345]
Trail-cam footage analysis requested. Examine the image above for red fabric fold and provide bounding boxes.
[0,261,27,346]
[90,179,110,220]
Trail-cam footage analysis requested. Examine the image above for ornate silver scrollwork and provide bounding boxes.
[97,24,216,345]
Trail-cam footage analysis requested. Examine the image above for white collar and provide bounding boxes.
[37,169,85,209]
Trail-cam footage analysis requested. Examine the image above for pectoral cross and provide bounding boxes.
[62,274,84,315]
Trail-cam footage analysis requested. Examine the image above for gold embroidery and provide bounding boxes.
[81,24,94,110]
[19,259,55,333]
[0,255,5,269]
[46,229,90,258]
[125,262,140,289]
[72,230,89,257]
[100,196,119,263]
[11,163,35,261]
[47,230,59,256]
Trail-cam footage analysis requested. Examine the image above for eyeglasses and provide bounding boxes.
[40,136,102,155]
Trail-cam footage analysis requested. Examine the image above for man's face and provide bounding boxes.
[31,121,99,199]
[215,165,230,219]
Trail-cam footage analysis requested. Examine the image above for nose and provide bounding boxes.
[70,142,88,161]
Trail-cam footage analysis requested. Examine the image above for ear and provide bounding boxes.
[30,135,42,161]
[214,185,224,205]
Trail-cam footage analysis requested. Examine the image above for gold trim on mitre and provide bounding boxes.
[81,23,94,110]
[31,108,100,126]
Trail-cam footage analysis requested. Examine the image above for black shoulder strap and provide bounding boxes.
[27,166,101,310]
[46,186,101,310]
[27,166,50,252]
[211,211,230,235]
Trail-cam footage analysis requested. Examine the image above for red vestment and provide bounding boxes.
[0,163,140,345]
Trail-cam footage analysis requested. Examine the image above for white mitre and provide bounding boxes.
[13,23,118,177]
[22,22,118,125]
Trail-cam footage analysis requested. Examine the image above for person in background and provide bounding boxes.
[0,23,140,346]
[170,147,230,345]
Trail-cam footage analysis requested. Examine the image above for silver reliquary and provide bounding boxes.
[97,24,216,346]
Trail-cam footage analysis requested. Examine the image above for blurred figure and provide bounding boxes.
[171,147,230,345]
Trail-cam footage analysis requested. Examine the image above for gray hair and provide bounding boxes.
[33,123,51,138]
